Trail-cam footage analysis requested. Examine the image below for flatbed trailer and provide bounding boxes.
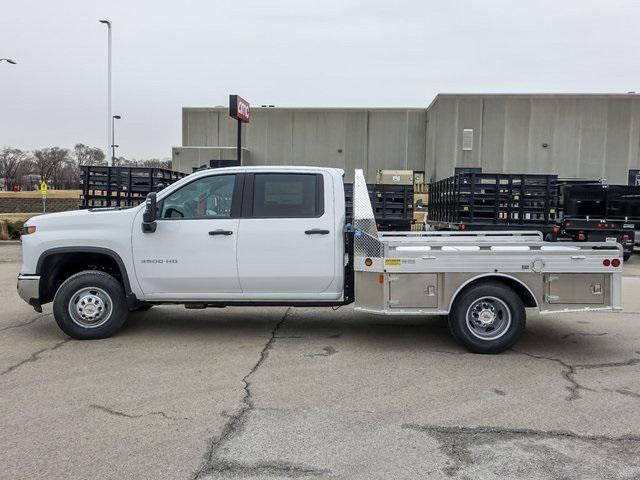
[80,165,186,208]
[344,182,413,231]
[427,171,559,238]
[561,184,639,260]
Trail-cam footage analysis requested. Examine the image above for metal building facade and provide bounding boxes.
[173,107,427,182]
[425,94,640,182]
[173,94,640,184]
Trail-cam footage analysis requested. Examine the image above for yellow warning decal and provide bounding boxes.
[385,258,401,266]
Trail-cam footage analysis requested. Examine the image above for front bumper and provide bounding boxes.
[17,275,42,311]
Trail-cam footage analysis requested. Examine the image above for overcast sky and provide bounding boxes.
[1,0,639,159]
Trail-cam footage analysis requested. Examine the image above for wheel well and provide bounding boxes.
[38,252,127,304]
[451,275,538,310]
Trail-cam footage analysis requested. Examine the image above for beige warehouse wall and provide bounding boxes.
[175,107,427,182]
[426,94,640,182]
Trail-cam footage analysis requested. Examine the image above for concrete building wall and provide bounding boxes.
[426,94,640,182]
[174,107,427,182]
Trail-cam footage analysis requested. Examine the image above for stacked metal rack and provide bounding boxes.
[80,166,186,208]
[428,172,558,233]
[345,183,414,231]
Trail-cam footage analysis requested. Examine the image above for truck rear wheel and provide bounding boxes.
[53,271,128,339]
[448,282,525,354]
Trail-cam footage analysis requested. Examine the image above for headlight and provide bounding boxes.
[21,226,36,235]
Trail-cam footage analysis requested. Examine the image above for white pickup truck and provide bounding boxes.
[17,166,623,353]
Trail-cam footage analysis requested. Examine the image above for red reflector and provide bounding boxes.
[612,258,621,267]
[605,224,609,228]
[378,274,384,284]
[459,223,466,230]
[578,233,586,241]
[598,223,603,227]
[553,226,560,233]
[603,259,611,267]
[364,258,373,267]
[623,234,630,242]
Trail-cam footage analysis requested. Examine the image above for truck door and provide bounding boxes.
[236,172,338,299]
[131,173,242,299]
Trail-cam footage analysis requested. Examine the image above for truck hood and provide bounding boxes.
[26,207,141,231]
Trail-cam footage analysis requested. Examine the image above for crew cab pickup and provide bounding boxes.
[17,166,623,353]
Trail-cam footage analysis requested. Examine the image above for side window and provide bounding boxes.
[252,173,323,218]
[161,175,236,219]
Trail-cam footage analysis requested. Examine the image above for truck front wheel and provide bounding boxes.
[53,271,128,339]
[448,282,525,354]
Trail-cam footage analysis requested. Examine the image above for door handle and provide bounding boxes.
[209,230,233,236]
[305,229,330,235]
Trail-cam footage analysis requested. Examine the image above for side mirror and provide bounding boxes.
[142,192,158,233]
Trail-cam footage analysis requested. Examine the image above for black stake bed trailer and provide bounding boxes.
[80,166,186,208]
[345,182,413,231]
[561,183,639,261]
[428,172,559,238]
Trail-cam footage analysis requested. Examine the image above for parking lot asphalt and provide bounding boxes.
[2,241,640,479]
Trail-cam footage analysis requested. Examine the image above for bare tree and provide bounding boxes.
[0,147,30,191]
[32,147,71,188]
[114,157,172,169]
[74,144,106,166]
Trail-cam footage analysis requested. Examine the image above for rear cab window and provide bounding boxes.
[249,173,324,218]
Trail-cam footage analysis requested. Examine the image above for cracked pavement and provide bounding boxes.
[2,241,640,479]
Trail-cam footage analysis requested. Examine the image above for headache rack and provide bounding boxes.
[80,165,186,208]
[428,172,558,232]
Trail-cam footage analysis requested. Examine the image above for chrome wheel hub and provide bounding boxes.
[476,307,496,326]
[68,287,113,328]
[465,296,511,341]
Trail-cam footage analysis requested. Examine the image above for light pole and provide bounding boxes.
[0,58,17,64]
[99,19,112,166]
[112,115,121,163]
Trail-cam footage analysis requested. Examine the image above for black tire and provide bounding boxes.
[53,271,128,339]
[623,252,632,262]
[448,281,525,354]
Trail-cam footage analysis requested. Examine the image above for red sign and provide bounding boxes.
[229,95,250,123]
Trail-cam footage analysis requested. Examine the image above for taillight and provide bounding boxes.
[364,258,373,267]
[552,226,560,233]
[578,233,586,241]
[622,234,630,242]
[603,259,611,267]
[612,258,621,267]
[459,223,466,230]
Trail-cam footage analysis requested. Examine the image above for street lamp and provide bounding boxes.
[112,115,121,163]
[99,19,112,166]
[0,58,16,64]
